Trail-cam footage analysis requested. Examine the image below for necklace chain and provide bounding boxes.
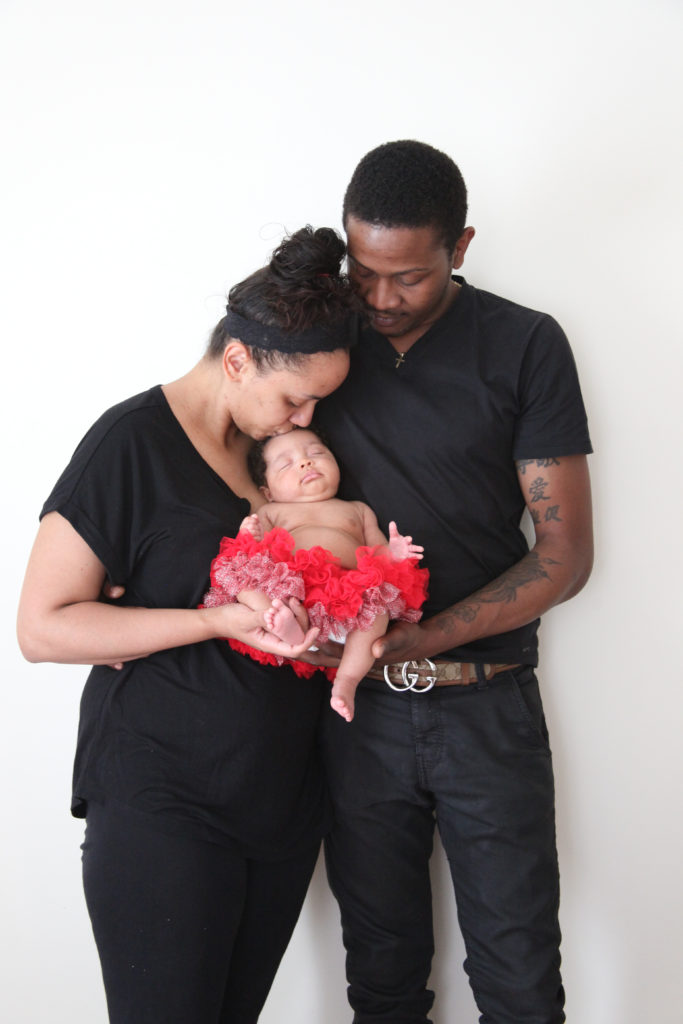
[390,280,462,369]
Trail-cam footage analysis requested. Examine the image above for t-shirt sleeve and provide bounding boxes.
[513,316,593,459]
[40,410,145,584]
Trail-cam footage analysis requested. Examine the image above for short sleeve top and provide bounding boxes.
[315,279,592,666]
[41,387,329,858]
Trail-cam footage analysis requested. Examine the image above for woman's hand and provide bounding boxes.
[284,596,310,634]
[209,602,319,659]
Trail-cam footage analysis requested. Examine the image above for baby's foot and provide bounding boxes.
[330,677,356,723]
[264,598,306,646]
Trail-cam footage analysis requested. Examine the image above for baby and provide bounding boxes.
[203,427,428,721]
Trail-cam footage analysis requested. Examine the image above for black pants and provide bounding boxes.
[322,667,565,1024]
[81,801,319,1023]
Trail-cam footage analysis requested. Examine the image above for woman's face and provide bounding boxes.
[232,348,350,440]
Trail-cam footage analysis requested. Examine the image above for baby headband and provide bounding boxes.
[224,308,358,354]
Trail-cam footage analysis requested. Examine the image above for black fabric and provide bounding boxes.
[82,801,320,1024]
[224,307,359,353]
[322,668,565,1022]
[315,278,592,665]
[41,386,329,858]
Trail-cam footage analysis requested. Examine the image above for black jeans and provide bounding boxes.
[81,801,319,1023]
[322,667,565,1024]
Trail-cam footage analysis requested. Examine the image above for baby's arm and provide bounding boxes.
[239,506,276,540]
[357,504,424,562]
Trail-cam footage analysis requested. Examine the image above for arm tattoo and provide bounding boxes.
[433,603,479,636]
[516,457,561,476]
[545,505,562,522]
[434,552,563,637]
[451,603,479,623]
[476,551,558,604]
[529,476,550,502]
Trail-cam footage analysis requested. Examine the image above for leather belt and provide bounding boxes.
[364,659,521,693]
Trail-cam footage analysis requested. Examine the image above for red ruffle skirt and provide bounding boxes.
[202,527,429,679]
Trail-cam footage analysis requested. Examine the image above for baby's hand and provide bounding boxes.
[388,520,424,561]
[240,513,263,541]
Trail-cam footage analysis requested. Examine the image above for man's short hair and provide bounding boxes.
[343,140,468,253]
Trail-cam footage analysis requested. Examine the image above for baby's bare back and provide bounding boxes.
[262,498,368,569]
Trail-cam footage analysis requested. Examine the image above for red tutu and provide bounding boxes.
[202,527,429,679]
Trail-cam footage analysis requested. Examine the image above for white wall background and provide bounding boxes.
[1,1,681,1021]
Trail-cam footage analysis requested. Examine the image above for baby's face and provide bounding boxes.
[262,429,341,504]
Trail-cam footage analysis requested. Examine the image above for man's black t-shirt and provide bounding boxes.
[315,278,592,665]
[41,386,328,858]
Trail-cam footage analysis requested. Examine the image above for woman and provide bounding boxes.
[17,226,357,1023]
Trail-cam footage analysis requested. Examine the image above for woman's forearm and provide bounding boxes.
[18,512,319,667]
[17,601,236,665]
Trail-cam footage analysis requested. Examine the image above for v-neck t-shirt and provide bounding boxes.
[315,278,592,666]
[41,386,329,859]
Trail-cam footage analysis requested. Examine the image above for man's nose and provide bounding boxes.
[366,277,400,311]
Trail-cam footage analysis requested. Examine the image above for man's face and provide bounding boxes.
[345,215,473,347]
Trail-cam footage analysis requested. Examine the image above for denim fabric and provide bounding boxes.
[322,667,565,1024]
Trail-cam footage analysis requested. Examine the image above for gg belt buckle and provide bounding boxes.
[383,658,437,693]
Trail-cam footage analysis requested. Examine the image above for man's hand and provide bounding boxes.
[371,621,433,664]
[295,638,345,668]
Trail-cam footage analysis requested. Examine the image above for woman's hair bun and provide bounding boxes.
[269,226,346,283]
[225,225,357,334]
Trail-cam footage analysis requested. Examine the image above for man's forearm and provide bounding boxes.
[372,537,591,665]
[422,539,591,655]
[372,455,593,664]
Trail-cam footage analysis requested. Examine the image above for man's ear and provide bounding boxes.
[222,340,251,381]
[452,226,476,270]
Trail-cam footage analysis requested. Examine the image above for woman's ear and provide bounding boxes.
[222,340,251,381]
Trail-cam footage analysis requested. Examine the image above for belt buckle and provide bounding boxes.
[383,658,437,693]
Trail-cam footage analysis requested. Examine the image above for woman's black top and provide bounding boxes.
[42,386,329,859]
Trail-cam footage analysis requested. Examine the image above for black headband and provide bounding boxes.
[224,308,357,354]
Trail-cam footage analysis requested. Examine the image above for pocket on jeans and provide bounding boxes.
[507,674,551,751]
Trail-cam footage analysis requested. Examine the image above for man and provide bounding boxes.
[315,140,593,1024]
